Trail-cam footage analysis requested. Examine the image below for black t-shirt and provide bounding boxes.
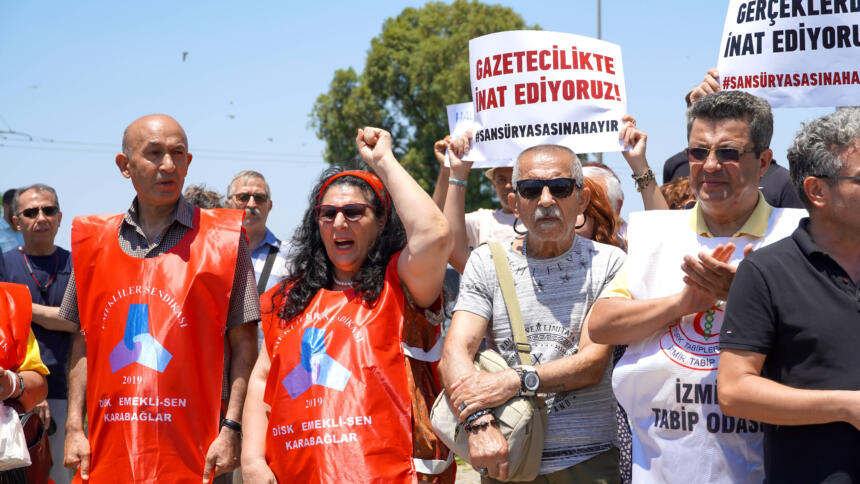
[662,153,804,208]
[3,247,73,399]
[721,219,860,484]
[0,249,6,281]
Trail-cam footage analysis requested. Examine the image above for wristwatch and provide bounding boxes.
[516,365,540,397]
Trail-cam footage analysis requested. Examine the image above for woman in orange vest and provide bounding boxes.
[242,127,454,483]
[0,282,50,483]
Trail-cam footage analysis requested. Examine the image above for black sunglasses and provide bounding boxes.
[686,147,755,164]
[315,203,370,222]
[233,193,269,203]
[515,178,579,200]
[17,206,59,218]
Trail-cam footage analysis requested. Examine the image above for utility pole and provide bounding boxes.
[596,0,603,165]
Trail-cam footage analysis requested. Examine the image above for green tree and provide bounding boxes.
[310,0,535,211]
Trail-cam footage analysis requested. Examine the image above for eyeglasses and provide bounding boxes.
[686,147,755,164]
[232,193,269,203]
[315,203,370,222]
[17,206,59,218]
[515,178,579,200]
[814,175,860,183]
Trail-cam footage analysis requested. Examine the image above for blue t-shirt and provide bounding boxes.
[3,247,73,399]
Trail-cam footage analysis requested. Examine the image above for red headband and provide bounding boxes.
[318,170,390,210]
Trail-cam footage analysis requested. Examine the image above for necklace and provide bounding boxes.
[20,247,59,296]
[520,235,528,257]
[332,275,355,287]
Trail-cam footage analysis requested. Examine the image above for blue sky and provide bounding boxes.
[0,1,830,249]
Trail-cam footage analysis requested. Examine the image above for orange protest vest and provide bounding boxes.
[0,282,33,371]
[261,255,416,483]
[70,208,241,483]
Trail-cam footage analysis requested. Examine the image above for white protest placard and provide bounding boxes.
[466,30,627,163]
[446,102,480,137]
[716,1,860,108]
[445,102,512,168]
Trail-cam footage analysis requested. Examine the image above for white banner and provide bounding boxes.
[465,30,627,163]
[716,1,860,108]
[445,102,512,168]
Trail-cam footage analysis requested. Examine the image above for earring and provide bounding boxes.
[575,213,587,230]
[512,218,527,235]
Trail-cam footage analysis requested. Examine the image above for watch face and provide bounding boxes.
[524,372,540,391]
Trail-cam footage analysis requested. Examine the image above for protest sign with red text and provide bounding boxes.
[717,1,860,108]
[465,30,627,164]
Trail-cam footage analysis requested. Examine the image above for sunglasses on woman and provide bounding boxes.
[315,203,371,222]
[17,205,60,218]
[515,178,580,199]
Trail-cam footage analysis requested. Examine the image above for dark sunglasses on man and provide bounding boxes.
[686,147,756,164]
[315,203,371,222]
[17,206,59,218]
[515,178,580,200]
[233,193,269,203]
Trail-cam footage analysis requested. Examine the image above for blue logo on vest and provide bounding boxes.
[282,328,351,399]
[109,304,172,373]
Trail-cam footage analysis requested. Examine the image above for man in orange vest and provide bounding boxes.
[59,114,260,483]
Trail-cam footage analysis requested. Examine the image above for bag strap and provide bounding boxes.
[488,242,532,366]
[256,243,280,295]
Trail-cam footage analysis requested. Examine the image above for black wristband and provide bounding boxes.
[465,408,493,424]
[221,418,242,434]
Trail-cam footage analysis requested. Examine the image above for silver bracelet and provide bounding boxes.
[448,177,467,187]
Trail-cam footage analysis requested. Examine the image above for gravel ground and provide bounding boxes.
[456,458,482,484]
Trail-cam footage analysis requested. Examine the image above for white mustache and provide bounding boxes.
[244,207,261,217]
[534,206,562,220]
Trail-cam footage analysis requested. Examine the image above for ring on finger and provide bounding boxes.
[458,402,468,412]
[478,467,489,476]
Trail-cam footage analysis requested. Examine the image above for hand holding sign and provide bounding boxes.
[447,132,474,181]
[690,68,722,104]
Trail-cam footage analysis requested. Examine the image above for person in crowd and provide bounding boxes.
[226,170,291,295]
[184,184,224,209]
[60,114,259,483]
[582,163,627,241]
[660,177,696,210]
[663,69,803,208]
[1,189,24,253]
[575,177,623,250]
[440,137,625,482]
[718,108,860,484]
[3,184,75,484]
[241,127,454,483]
[0,282,50,483]
[589,91,806,483]
[434,136,517,273]
[574,177,633,484]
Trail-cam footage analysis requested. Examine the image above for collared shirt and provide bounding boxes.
[0,218,23,254]
[602,194,774,299]
[251,228,292,294]
[720,219,860,483]
[58,196,260,327]
[690,192,773,237]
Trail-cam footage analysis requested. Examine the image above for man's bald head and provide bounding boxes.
[122,114,188,157]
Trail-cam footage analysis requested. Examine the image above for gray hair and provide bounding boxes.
[184,184,224,209]
[787,107,860,208]
[226,170,270,199]
[12,184,60,215]
[687,91,773,154]
[512,145,583,189]
[582,165,623,213]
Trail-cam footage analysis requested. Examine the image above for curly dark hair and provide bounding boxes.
[273,167,406,323]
